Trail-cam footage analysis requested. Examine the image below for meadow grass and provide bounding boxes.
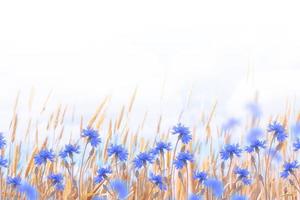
[0,91,299,200]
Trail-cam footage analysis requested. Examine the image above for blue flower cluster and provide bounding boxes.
[245,139,266,153]
[172,123,192,144]
[48,173,64,191]
[82,128,101,147]
[0,133,6,149]
[293,138,300,151]
[151,141,172,156]
[133,151,154,169]
[107,144,128,162]
[193,171,208,184]
[7,176,22,187]
[149,172,167,191]
[94,166,112,183]
[280,160,300,178]
[233,167,252,185]
[0,118,300,200]
[220,144,242,160]
[59,144,80,159]
[34,149,55,166]
[173,151,193,169]
[267,121,287,142]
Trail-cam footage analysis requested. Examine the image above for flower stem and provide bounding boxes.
[186,165,189,199]
[171,137,180,199]
[78,142,88,199]
[264,135,275,200]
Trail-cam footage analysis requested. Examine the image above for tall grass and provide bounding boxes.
[0,91,299,200]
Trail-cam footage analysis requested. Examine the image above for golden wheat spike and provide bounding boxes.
[11,143,21,176]
[121,127,129,145]
[12,91,20,116]
[10,114,18,143]
[88,96,109,128]
[80,115,83,133]
[60,105,68,125]
[116,105,125,130]
[25,118,32,140]
[128,87,138,113]
[40,90,52,114]
[25,147,38,177]
[58,126,65,141]
[102,120,113,162]
[95,111,106,130]
[53,104,62,130]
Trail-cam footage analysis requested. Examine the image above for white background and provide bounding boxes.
[0,0,300,133]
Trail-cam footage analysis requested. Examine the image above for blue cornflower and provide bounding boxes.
[7,176,22,187]
[293,138,300,151]
[222,118,240,131]
[231,194,248,200]
[292,122,300,136]
[48,173,64,191]
[246,102,262,119]
[34,149,55,166]
[82,128,101,148]
[151,141,172,156]
[193,171,208,184]
[92,197,107,200]
[220,144,242,160]
[0,156,8,168]
[245,140,266,153]
[204,178,224,198]
[265,148,282,163]
[110,179,128,200]
[172,123,192,144]
[189,193,202,200]
[18,182,38,200]
[7,177,38,200]
[246,127,264,143]
[233,167,251,185]
[173,151,193,169]
[94,166,112,183]
[280,160,300,178]
[149,172,167,191]
[0,133,6,149]
[267,121,287,142]
[59,144,80,159]
[133,152,154,169]
[107,144,128,162]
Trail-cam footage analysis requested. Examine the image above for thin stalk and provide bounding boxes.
[264,135,275,200]
[226,158,233,179]
[143,164,147,195]
[70,157,76,187]
[106,178,117,199]
[115,156,119,176]
[78,142,88,199]
[171,137,180,199]
[186,165,189,200]
[0,169,2,199]
[257,150,261,175]
[147,185,155,200]
[292,172,300,193]
[161,152,165,176]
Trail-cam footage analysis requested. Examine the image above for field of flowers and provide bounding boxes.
[0,93,299,200]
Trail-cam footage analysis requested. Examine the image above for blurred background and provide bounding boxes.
[0,0,299,136]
